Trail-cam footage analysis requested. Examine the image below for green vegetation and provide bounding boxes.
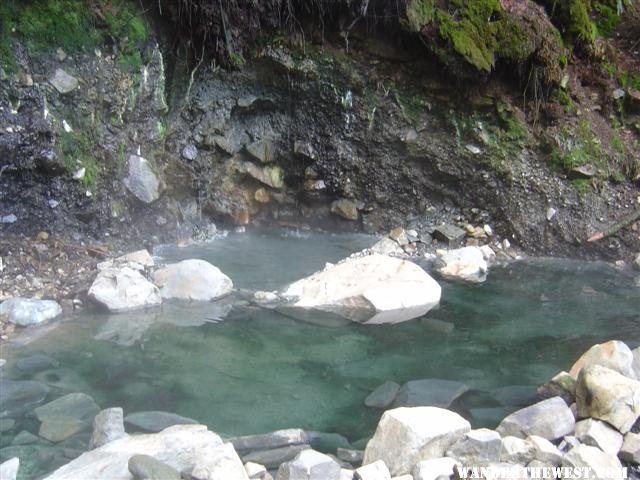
[405,0,435,32]
[58,127,101,189]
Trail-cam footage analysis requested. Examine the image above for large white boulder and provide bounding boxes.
[363,407,470,476]
[43,424,244,480]
[562,444,624,479]
[88,267,162,312]
[0,298,62,326]
[576,365,640,434]
[496,397,574,440]
[435,247,488,283]
[282,254,441,324]
[569,340,635,379]
[153,259,233,301]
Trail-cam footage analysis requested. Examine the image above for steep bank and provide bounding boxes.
[0,0,639,307]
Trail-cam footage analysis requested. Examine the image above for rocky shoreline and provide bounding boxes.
[0,339,638,480]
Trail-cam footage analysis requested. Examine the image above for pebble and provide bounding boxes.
[1,214,17,223]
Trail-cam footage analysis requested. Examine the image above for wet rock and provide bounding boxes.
[88,266,162,312]
[411,457,456,480]
[496,397,574,441]
[49,68,78,93]
[16,354,60,373]
[128,454,181,480]
[365,381,401,409]
[569,340,635,379]
[0,298,62,326]
[124,155,161,204]
[576,365,640,433]
[42,424,223,480]
[282,254,441,325]
[331,200,360,221]
[247,139,276,163]
[240,162,285,189]
[500,436,535,464]
[276,449,341,480]
[435,247,488,283]
[574,418,623,455]
[368,238,403,256]
[363,406,470,476]
[124,410,198,433]
[182,144,198,161]
[90,407,125,448]
[35,393,100,443]
[188,443,250,480]
[153,259,233,302]
[392,379,469,409]
[562,444,623,478]
[537,371,576,404]
[355,460,391,480]
[337,449,364,465]
[445,428,502,465]
[432,225,466,247]
[0,379,50,417]
[528,435,563,466]
[308,431,351,452]
[229,428,310,454]
[493,385,538,407]
[620,432,640,464]
[11,430,40,445]
[243,445,310,470]
[0,457,19,480]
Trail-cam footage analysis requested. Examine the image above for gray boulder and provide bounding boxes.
[432,225,465,246]
[16,354,60,373]
[496,397,575,440]
[231,429,310,454]
[88,267,162,312]
[276,449,341,480]
[569,340,635,379]
[35,393,101,443]
[527,435,563,466]
[632,346,640,380]
[124,411,198,433]
[128,454,181,480]
[0,298,62,326]
[576,365,640,433]
[392,379,469,409]
[363,406,470,476]
[446,428,502,465]
[574,418,623,455]
[49,68,78,93]
[562,444,624,479]
[0,379,50,417]
[153,259,233,302]
[365,381,401,409]
[124,155,161,203]
[499,436,535,464]
[331,200,360,221]
[619,432,640,465]
[90,407,125,448]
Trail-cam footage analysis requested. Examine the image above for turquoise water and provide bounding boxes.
[1,229,639,478]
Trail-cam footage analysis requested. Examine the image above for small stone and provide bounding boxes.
[574,418,623,455]
[365,381,401,409]
[613,88,626,100]
[247,139,275,163]
[558,435,581,453]
[56,48,67,61]
[465,144,481,154]
[49,68,78,94]
[389,228,409,247]
[331,199,360,221]
[245,461,271,479]
[546,207,557,221]
[537,371,576,405]
[276,449,341,480]
[241,162,285,189]
[73,167,86,180]
[48,199,60,208]
[619,432,640,464]
[446,428,502,465]
[0,458,19,480]
[569,165,596,179]
[0,298,62,326]
[432,225,466,247]
[255,188,271,204]
[501,239,511,249]
[1,214,17,223]
[182,144,198,161]
[11,430,40,445]
[304,179,326,191]
[483,224,493,236]
[123,155,161,204]
[128,454,181,480]
[634,254,640,272]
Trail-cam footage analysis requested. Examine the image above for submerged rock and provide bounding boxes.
[0,298,62,326]
[42,424,226,480]
[243,444,310,470]
[124,410,198,433]
[88,267,162,312]
[0,379,50,417]
[153,259,233,302]
[392,379,469,409]
[363,406,470,476]
[35,393,101,443]
[282,254,441,325]
[16,354,60,373]
[364,381,401,409]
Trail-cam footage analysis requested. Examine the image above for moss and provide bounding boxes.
[556,89,575,112]
[593,2,621,36]
[58,126,101,189]
[405,0,436,33]
[568,0,597,42]
[571,178,592,193]
[0,2,18,73]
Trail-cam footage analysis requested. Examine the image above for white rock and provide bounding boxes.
[496,397,575,440]
[465,144,481,154]
[363,407,470,476]
[0,297,62,326]
[355,460,391,480]
[436,247,488,283]
[72,167,85,180]
[63,119,73,132]
[1,214,17,223]
[341,469,355,480]
[576,365,640,434]
[245,462,269,479]
[546,207,557,221]
[569,340,635,379]
[43,425,225,480]
[574,419,623,455]
[391,476,413,480]
[446,428,502,465]
[500,436,535,464]
[527,435,563,466]
[189,442,249,480]
[49,68,78,93]
[619,432,640,465]
[153,259,233,302]
[282,254,441,325]
[254,291,280,304]
[276,449,341,480]
[88,267,162,312]
[0,458,19,480]
[562,444,624,479]
[369,238,403,256]
[411,457,456,480]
